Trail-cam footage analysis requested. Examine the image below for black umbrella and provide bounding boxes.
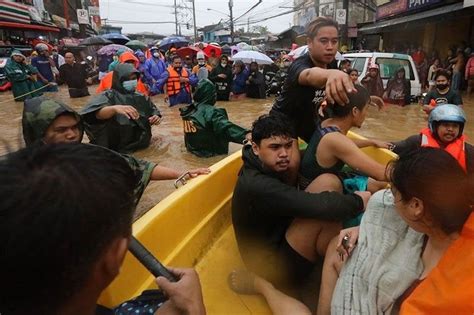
[81,36,113,46]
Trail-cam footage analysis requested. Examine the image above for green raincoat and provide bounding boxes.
[81,63,161,153]
[4,50,43,101]
[179,79,248,157]
[22,96,157,202]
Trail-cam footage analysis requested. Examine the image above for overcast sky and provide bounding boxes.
[99,0,296,35]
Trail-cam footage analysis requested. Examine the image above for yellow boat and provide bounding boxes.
[99,131,398,314]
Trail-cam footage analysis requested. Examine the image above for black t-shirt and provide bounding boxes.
[424,89,463,106]
[59,62,88,89]
[270,53,326,142]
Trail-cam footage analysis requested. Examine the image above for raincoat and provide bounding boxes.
[209,63,232,101]
[135,50,147,79]
[144,54,167,95]
[179,79,248,157]
[4,51,43,101]
[97,52,149,95]
[81,64,161,153]
[22,96,157,202]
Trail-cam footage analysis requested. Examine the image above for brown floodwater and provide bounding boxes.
[1,86,473,217]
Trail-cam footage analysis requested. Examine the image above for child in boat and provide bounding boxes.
[179,79,250,157]
[299,84,390,196]
[22,96,210,201]
[229,148,474,315]
[0,143,206,315]
[391,104,473,176]
[231,114,370,290]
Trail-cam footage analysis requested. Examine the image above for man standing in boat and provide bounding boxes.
[0,143,206,315]
[231,114,369,288]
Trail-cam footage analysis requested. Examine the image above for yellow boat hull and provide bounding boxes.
[99,131,397,314]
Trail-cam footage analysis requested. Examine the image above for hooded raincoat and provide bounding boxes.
[81,64,161,153]
[179,79,248,157]
[4,50,43,101]
[144,51,167,95]
[22,96,157,201]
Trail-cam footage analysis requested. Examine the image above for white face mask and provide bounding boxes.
[198,60,205,66]
[221,62,227,67]
[153,52,160,58]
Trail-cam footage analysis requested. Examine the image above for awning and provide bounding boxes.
[359,2,467,34]
[0,21,60,32]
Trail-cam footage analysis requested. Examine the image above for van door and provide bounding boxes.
[375,56,421,99]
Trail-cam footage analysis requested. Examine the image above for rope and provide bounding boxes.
[0,82,54,105]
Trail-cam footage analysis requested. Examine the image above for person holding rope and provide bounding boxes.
[4,50,44,101]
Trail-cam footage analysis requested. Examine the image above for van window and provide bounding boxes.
[376,58,414,80]
[350,57,366,73]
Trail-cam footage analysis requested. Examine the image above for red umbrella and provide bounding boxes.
[203,44,221,57]
[176,46,207,59]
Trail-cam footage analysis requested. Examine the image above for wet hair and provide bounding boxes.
[233,60,244,68]
[339,59,351,70]
[388,147,472,234]
[306,17,339,39]
[348,68,358,76]
[434,69,451,81]
[327,84,370,117]
[251,114,296,145]
[171,54,181,62]
[0,143,138,314]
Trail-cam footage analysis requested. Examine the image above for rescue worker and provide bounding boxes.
[163,55,198,107]
[144,46,167,95]
[392,104,473,175]
[22,96,209,201]
[81,63,161,153]
[96,51,149,95]
[4,50,43,101]
[209,54,232,101]
[179,79,249,157]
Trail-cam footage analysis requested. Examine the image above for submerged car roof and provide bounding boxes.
[342,52,412,60]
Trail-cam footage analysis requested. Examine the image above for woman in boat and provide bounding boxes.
[229,148,474,315]
[299,84,390,195]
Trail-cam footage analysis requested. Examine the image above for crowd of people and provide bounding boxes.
[0,16,473,315]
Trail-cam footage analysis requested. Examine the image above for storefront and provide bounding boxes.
[358,0,474,59]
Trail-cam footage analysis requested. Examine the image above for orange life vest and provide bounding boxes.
[400,212,474,315]
[420,128,467,172]
[167,66,190,96]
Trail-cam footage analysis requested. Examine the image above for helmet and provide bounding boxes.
[150,46,159,51]
[35,43,49,53]
[196,51,205,60]
[429,104,466,135]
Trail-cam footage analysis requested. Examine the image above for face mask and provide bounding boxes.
[122,79,137,92]
[221,62,227,67]
[113,56,119,61]
[153,52,160,58]
[436,83,449,90]
[52,51,58,56]
[198,60,205,66]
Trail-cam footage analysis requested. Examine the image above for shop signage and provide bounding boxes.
[376,0,407,20]
[336,9,347,25]
[76,9,89,24]
[407,0,441,11]
[88,6,99,16]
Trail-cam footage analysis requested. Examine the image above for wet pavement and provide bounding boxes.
[1,85,472,218]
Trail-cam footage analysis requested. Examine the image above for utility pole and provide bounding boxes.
[314,0,320,17]
[76,0,86,38]
[63,0,70,28]
[174,0,178,35]
[228,0,234,43]
[342,0,349,46]
[192,0,198,41]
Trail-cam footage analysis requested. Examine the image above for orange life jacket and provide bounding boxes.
[400,212,474,314]
[420,128,467,172]
[167,65,190,96]
[96,72,149,96]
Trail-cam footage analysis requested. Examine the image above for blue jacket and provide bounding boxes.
[232,68,249,94]
[144,57,167,94]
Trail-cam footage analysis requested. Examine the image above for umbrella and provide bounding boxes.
[97,44,133,56]
[176,46,206,59]
[221,44,231,56]
[231,50,273,65]
[230,45,241,56]
[242,45,261,52]
[159,36,189,51]
[288,45,308,59]
[203,44,221,57]
[101,33,131,45]
[81,36,113,46]
[125,40,147,50]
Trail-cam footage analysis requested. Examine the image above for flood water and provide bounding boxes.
[1,85,472,218]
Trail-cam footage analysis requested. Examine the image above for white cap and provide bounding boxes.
[197,51,205,60]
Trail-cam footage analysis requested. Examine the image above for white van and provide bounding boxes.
[342,52,422,100]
